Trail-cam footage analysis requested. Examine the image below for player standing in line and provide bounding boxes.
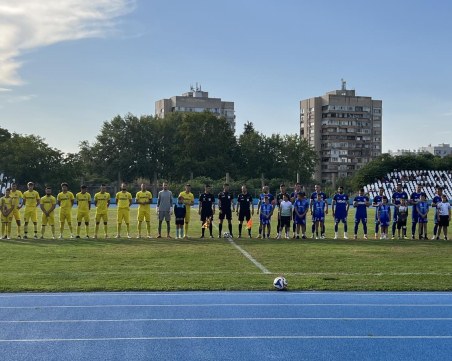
[115,183,133,238]
[94,184,110,239]
[218,183,234,238]
[290,183,302,238]
[391,183,408,239]
[332,186,349,240]
[396,198,409,239]
[199,184,215,238]
[275,184,289,237]
[377,196,391,239]
[353,188,370,239]
[75,185,91,239]
[312,193,327,239]
[278,194,293,239]
[10,183,23,238]
[431,186,443,240]
[436,194,451,240]
[23,181,41,239]
[257,185,274,212]
[1,188,14,239]
[372,187,386,239]
[409,184,423,240]
[57,183,74,239]
[310,184,328,238]
[236,185,254,238]
[293,192,309,239]
[157,182,173,239]
[416,193,429,240]
[40,186,56,239]
[174,196,186,239]
[135,183,152,238]
[178,184,194,239]
[259,195,273,239]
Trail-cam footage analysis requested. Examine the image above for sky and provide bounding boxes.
[1,0,452,154]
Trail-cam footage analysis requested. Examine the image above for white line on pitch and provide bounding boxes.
[1,335,452,343]
[2,303,452,309]
[211,222,271,274]
[1,317,452,323]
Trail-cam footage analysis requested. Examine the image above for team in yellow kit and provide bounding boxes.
[57,182,75,238]
[135,183,152,238]
[23,182,40,239]
[1,188,14,239]
[94,184,110,238]
[75,185,91,238]
[115,183,133,238]
[40,186,57,239]
[10,183,23,238]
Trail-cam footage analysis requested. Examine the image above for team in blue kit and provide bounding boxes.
[332,186,349,239]
[353,188,370,239]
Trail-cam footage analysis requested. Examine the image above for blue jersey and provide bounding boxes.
[333,193,349,218]
[260,203,273,217]
[259,193,274,204]
[417,201,429,216]
[294,199,309,216]
[392,191,409,205]
[410,192,423,218]
[354,195,369,219]
[313,200,326,219]
[311,191,327,202]
[373,195,384,207]
[378,204,391,224]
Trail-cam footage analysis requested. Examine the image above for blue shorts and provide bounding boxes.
[314,216,324,222]
[334,217,347,224]
[259,215,271,226]
[418,217,428,224]
[295,216,306,225]
[355,216,367,223]
[379,217,390,227]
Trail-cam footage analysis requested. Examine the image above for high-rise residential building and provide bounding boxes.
[155,85,236,132]
[300,81,382,184]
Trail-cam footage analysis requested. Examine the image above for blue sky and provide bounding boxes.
[1,0,452,154]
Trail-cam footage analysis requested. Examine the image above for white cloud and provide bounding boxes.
[0,0,135,86]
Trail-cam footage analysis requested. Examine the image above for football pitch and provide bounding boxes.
[1,208,452,292]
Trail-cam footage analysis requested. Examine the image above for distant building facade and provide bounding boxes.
[419,143,452,157]
[155,85,236,132]
[300,81,382,184]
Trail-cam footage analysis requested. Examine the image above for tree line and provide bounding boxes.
[0,112,318,193]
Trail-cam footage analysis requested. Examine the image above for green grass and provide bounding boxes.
[1,207,452,292]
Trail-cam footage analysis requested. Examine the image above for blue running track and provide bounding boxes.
[0,291,451,360]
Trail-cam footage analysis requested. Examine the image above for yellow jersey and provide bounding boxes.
[10,190,23,208]
[179,191,194,207]
[135,191,153,209]
[23,190,40,208]
[76,192,91,212]
[1,196,14,212]
[94,192,110,213]
[57,191,75,210]
[116,191,132,209]
[40,195,56,212]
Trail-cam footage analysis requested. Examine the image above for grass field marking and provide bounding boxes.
[209,221,271,274]
[1,335,452,342]
[3,303,452,309]
[2,317,452,324]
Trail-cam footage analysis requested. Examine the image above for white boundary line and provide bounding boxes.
[2,303,452,309]
[1,317,452,323]
[211,222,271,274]
[1,335,452,342]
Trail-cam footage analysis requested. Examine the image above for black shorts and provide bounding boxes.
[238,209,251,222]
[397,220,407,229]
[439,215,450,227]
[219,209,232,220]
[175,218,185,226]
[201,211,213,222]
[280,216,291,228]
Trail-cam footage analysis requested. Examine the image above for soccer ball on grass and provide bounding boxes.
[273,276,288,290]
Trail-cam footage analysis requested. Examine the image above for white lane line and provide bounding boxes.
[1,335,452,342]
[2,317,452,323]
[2,303,452,309]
